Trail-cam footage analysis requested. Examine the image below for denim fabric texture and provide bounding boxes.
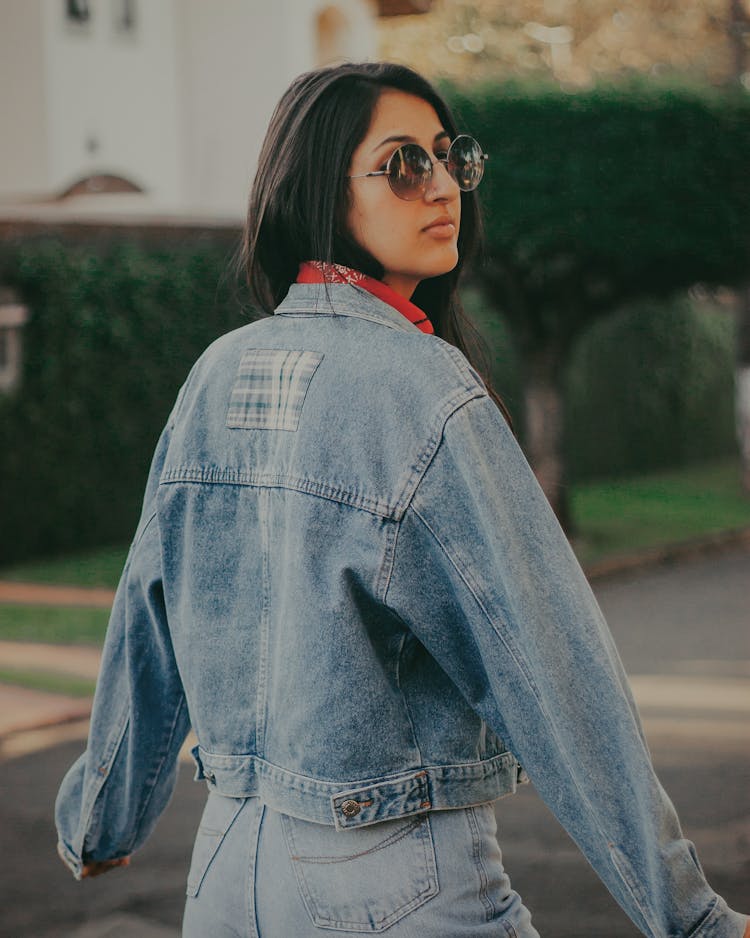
[55,282,747,938]
[182,793,538,936]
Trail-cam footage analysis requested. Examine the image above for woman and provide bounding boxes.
[55,62,748,937]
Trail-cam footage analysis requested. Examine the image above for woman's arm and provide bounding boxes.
[385,392,747,938]
[55,421,191,879]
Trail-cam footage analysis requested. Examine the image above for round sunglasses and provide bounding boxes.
[348,135,488,201]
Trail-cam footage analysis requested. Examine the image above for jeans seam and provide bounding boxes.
[248,800,265,938]
[467,805,496,921]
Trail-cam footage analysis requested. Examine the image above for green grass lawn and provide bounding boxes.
[571,458,750,566]
[0,604,110,645]
[0,544,128,589]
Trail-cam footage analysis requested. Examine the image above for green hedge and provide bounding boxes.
[448,79,750,356]
[468,289,737,481]
[0,237,248,565]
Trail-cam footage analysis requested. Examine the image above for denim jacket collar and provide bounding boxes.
[274,282,424,335]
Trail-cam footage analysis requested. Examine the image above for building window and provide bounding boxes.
[66,0,91,23]
[114,0,136,33]
[0,300,30,394]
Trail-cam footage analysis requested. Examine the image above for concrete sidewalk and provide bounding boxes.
[0,641,101,741]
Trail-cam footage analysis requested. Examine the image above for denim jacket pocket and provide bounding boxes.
[280,811,439,932]
[186,794,246,898]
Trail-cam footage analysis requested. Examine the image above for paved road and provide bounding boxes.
[1,547,748,937]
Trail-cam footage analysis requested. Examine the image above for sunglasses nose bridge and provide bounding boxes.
[423,157,460,199]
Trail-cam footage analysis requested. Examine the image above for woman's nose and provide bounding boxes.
[424,161,460,202]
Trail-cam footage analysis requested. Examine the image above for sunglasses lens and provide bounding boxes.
[447,135,485,191]
[388,144,433,200]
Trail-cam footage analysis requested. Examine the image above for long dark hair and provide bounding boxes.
[241,61,511,424]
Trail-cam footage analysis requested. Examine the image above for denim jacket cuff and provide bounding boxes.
[692,897,748,938]
[56,839,83,881]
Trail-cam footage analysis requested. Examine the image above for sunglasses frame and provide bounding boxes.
[348,134,488,201]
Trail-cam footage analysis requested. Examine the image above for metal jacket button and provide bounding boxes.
[341,799,361,818]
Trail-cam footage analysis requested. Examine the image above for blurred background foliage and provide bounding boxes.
[467,288,737,479]
[2,0,750,560]
[378,0,747,90]
[0,224,740,564]
[455,79,749,524]
[0,238,247,564]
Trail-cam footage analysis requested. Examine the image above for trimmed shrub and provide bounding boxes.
[0,237,249,564]
[564,294,737,481]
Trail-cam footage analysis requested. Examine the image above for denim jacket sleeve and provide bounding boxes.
[55,416,191,880]
[384,392,747,938]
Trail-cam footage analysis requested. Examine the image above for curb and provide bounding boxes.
[583,525,750,581]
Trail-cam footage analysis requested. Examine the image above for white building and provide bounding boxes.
[0,0,430,222]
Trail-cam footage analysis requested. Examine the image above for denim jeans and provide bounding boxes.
[182,792,539,937]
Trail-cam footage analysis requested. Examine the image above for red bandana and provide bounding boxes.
[296,261,434,335]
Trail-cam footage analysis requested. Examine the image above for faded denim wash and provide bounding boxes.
[56,282,747,938]
[182,793,538,936]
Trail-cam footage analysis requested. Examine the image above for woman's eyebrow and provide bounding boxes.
[371,130,451,154]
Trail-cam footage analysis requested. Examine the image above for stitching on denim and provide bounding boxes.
[404,485,612,850]
[248,801,265,938]
[408,502,539,700]
[255,487,271,755]
[377,520,425,769]
[288,815,424,864]
[686,896,721,938]
[376,511,400,601]
[128,693,189,849]
[131,510,157,552]
[226,348,324,432]
[79,708,130,857]
[279,812,320,925]
[159,471,394,519]
[607,843,656,936]
[196,745,515,808]
[282,812,438,930]
[186,798,246,902]
[395,632,424,767]
[391,385,484,522]
[412,498,609,841]
[467,805,496,921]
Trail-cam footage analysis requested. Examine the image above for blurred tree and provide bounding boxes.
[446,83,750,526]
[727,0,750,490]
[382,0,750,517]
[379,0,748,90]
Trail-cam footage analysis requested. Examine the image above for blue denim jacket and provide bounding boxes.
[56,282,746,937]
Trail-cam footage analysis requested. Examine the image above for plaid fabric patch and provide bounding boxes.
[226,348,324,431]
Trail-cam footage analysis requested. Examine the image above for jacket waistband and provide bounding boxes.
[191,747,525,831]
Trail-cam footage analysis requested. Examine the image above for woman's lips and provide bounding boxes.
[422,219,456,238]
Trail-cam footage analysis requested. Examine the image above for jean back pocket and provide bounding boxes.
[281,811,439,932]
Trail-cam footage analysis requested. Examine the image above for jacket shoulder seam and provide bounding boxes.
[391,386,485,521]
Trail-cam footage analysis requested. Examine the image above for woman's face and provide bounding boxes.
[346,90,462,300]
